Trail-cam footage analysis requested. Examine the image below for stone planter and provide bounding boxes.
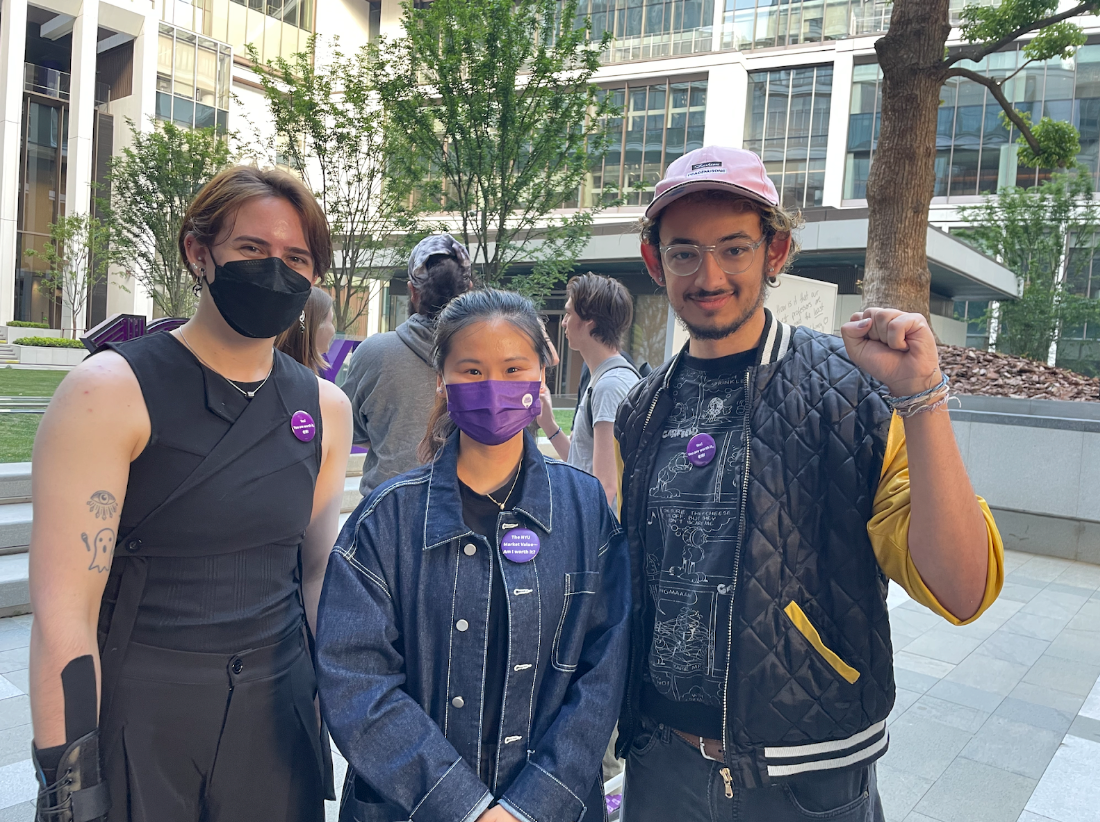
[12,344,88,367]
[1,326,60,342]
[950,396,1100,564]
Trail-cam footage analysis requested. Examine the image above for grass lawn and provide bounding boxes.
[552,408,573,436]
[0,368,67,397]
[0,414,41,462]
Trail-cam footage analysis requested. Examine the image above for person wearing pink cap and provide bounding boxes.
[611,146,1005,821]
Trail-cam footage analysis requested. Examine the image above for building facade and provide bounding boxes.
[2,0,1097,382]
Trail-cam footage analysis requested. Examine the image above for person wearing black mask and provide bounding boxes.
[28,166,352,822]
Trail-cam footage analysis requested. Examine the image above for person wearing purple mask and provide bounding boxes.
[316,288,631,822]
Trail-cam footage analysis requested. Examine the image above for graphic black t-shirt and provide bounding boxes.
[641,348,757,739]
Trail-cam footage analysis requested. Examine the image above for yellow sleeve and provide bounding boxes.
[867,414,1005,626]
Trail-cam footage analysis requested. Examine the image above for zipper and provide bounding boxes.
[720,368,753,770]
[719,767,734,799]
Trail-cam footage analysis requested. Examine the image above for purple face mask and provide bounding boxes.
[445,379,542,446]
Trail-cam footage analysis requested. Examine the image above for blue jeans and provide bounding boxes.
[621,719,885,822]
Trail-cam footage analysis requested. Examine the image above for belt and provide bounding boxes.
[672,729,725,763]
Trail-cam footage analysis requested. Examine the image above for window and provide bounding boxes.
[571,0,715,63]
[844,44,1100,201]
[953,300,991,350]
[744,64,831,208]
[156,24,231,134]
[160,0,312,65]
[583,78,707,207]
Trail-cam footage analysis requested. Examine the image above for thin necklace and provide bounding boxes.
[177,327,273,399]
[484,464,521,511]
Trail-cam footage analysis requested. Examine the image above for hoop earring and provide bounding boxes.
[299,311,306,333]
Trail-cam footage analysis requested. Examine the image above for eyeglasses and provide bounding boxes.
[659,237,767,278]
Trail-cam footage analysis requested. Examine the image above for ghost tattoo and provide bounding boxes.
[81,528,115,573]
[87,491,118,521]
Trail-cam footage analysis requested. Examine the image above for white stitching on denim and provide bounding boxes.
[528,560,541,735]
[499,797,538,822]
[531,761,586,812]
[361,475,429,522]
[478,538,493,777]
[340,553,392,599]
[459,792,495,822]
[409,757,463,816]
[443,544,461,736]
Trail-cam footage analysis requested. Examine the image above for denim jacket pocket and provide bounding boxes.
[552,570,600,672]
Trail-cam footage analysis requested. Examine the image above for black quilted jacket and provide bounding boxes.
[614,309,897,787]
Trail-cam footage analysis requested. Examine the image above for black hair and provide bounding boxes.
[415,255,473,321]
[418,288,552,462]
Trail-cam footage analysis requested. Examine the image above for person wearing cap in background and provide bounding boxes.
[342,233,474,496]
[613,146,1005,821]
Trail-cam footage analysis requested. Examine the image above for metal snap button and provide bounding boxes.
[456,619,469,632]
[451,696,464,708]
[463,544,477,556]
[126,539,142,553]
[231,659,243,675]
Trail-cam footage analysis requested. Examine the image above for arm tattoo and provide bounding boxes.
[80,529,115,573]
[87,490,118,520]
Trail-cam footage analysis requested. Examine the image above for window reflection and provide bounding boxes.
[156,23,231,134]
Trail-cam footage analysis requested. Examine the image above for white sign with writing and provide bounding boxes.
[767,274,838,334]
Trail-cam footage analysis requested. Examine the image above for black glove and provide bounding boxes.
[33,729,111,822]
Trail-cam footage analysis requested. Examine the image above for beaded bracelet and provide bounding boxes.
[886,373,951,417]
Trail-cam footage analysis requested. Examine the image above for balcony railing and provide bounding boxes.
[24,64,111,107]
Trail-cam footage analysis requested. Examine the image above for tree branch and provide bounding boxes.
[944,66,1043,157]
[944,1,1100,67]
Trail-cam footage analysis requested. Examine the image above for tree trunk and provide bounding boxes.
[862,0,951,317]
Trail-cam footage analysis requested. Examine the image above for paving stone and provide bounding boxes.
[1001,612,1072,642]
[944,654,1029,697]
[1044,629,1100,666]
[999,582,1045,604]
[959,716,1063,780]
[905,630,983,665]
[878,711,972,782]
[914,757,1037,822]
[926,679,1006,714]
[974,631,1050,668]
[0,636,28,656]
[1054,563,1100,591]
[0,700,30,735]
[1014,556,1078,581]
[1066,601,1100,633]
[894,651,956,681]
[0,674,25,699]
[904,814,944,822]
[894,667,941,695]
[890,621,925,652]
[907,695,990,734]
[1016,812,1060,822]
[1007,682,1086,716]
[1025,735,1100,822]
[1046,582,1097,599]
[892,606,949,634]
[0,650,27,677]
[876,763,933,822]
[0,726,31,770]
[1066,715,1100,745]
[0,760,36,809]
[1019,592,1087,622]
[1022,656,1100,698]
[889,687,922,723]
[0,802,34,822]
[992,696,1075,736]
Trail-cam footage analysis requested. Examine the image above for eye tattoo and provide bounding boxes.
[87,491,118,521]
[80,529,115,573]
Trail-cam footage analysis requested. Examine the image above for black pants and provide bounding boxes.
[622,719,884,822]
[100,627,325,822]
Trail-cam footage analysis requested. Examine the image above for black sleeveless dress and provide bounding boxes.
[93,332,330,822]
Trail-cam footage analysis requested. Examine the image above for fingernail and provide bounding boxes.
[857,319,871,328]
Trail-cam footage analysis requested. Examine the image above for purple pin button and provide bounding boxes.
[291,410,316,442]
[686,432,716,467]
[501,528,540,563]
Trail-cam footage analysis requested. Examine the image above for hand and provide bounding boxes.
[536,382,557,433]
[478,806,521,822]
[840,308,942,397]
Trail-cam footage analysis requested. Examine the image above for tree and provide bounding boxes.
[863,0,1099,317]
[957,172,1100,363]
[24,214,117,338]
[370,0,619,300]
[249,38,422,334]
[105,120,232,318]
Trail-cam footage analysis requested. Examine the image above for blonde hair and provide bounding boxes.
[275,287,334,375]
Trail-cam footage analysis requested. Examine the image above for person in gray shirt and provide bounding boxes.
[342,234,473,496]
[537,272,639,507]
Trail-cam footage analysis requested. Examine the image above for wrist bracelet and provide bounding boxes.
[886,374,952,417]
[548,427,563,441]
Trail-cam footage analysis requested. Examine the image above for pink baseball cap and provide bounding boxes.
[645,146,778,219]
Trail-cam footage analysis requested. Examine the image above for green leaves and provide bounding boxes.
[104,119,232,318]
[1006,111,1082,168]
[959,0,1061,43]
[1022,20,1087,62]
[957,171,1100,361]
[371,0,617,298]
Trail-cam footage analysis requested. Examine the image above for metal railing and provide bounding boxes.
[23,64,111,107]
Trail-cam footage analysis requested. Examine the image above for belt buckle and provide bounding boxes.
[698,737,722,763]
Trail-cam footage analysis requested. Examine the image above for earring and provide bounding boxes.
[299,311,306,333]
[192,279,203,296]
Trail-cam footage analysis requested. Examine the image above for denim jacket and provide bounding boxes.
[316,431,631,822]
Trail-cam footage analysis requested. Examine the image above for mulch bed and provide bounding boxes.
[938,345,1100,402]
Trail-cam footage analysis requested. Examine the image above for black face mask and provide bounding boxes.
[205,256,312,339]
